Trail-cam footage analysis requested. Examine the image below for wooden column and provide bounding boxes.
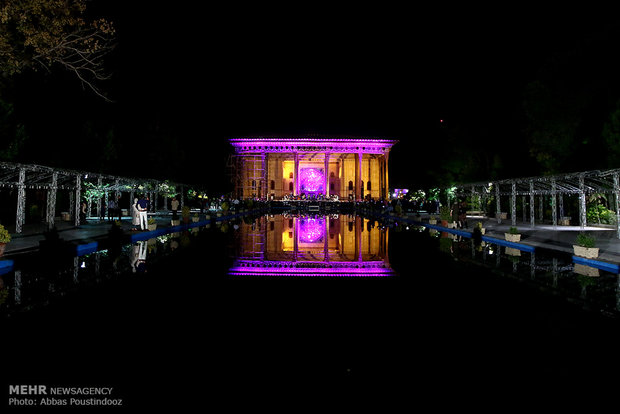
[324,153,330,197]
[384,152,390,200]
[294,152,299,196]
[355,152,362,201]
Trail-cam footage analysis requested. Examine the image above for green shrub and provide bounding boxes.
[148,218,156,225]
[576,233,596,248]
[587,204,616,225]
[509,227,519,235]
[0,224,10,243]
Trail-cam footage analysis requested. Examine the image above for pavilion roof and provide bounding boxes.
[229,136,398,154]
[0,161,205,192]
[451,168,620,196]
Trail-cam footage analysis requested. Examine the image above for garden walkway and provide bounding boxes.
[409,212,620,264]
[1,209,213,257]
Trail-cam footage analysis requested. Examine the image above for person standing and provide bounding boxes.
[107,198,116,221]
[171,197,179,220]
[131,197,140,231]
[137,196,149,231]
[100,196,107,221]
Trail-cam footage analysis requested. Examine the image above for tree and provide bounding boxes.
[602,99,620,168]
[0,0,115,100]
[522,80,581,174]
[0,98,27,160]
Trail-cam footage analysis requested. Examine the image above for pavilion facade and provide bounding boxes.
[229,137,398,201]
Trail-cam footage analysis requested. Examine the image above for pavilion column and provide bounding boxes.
[324,217,329,262]
[46,171,58,230]
[294,152,299,196]
[180,185,184,209]
[579,175,586,229]
[559,193,564,220]
[614,173,620,239]
[529,180,535,227]
[262,153,268,200]
[368,156,372,200]
[69,191,74,222]
[551,179,557,229]
[154,191,159,212]
[96,177,102,219]
[384,152,390,200]
[511,182,517,227]
[74,174,81,227]
[382,156,387,200]
[355,152,362,201]
[294,217,298,261]
[324,153,330,197]
[356,216,362,261]
[15,168,26,233]
[495,183,500,223]
[378,156,384,200]
[114,178,120,205]
[522,195,526,223]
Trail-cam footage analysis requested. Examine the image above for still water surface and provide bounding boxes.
[4,213,620,404]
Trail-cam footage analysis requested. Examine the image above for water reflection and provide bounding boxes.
[431,229,620,316]
[0,227,205,316]
[229,214,393,277]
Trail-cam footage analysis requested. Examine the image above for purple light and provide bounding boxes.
[299,217,325,243]
[228,260,394,277]
[299,168,324,194]
[229,137,398,154]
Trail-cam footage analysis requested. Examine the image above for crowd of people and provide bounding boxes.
[280,194,340,201]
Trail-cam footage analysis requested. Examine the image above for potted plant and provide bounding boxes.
[573,233,598,259]
[474,221,485,235]
[505,226,521,242]
[560,216,571,226]
[428,214,437,225]
[574,264,599,277]
[147,217,157,231]
[192,213,200,223]
[0,224,11,256]
[439,206,451,227]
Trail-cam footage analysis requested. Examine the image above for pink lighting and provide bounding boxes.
[299,168,325,195]
[229,260,394,277]
[229,137,398,155]
[299,217,325,243]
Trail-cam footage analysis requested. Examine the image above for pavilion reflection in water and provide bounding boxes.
[229,215,393,276]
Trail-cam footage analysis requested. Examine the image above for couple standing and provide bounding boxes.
[132,196,150,231]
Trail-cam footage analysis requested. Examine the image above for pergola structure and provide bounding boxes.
[229,137,397,201]
[448,168,620,238]
[0,161,203,233]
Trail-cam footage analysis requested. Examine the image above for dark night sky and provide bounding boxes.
[9,3,620,193]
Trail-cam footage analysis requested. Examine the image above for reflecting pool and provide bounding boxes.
[4,212,620,404]
[229,214,393,277]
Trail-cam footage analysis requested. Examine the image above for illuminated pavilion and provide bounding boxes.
[229,137,398,201]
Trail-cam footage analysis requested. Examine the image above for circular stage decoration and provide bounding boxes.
[299,218,325,243]
[299,168,325,194]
